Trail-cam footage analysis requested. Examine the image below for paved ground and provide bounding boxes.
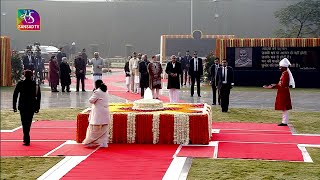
[1,71,320,112]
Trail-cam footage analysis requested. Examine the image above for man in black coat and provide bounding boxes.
[210,57,221,105]
[60,57,72,92]
[166,55,182,103]
[34,49,45,83]
[216,59,234,112]
[188,51,203,97]
[176,52,184,86]
[139,54,150,98]
[74,53,86,92]
[81,48,88,79]
[182,50,192,85]
[22,50,36,71]
[57,47,67,66]
[13,70,41,146]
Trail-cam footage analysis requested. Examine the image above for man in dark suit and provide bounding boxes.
[81,48,88,79]
[183,50,192,85]
[210,57,221,105]
[74,53,86,92]
[177,52,184,86]
[188,51,203,97]
[57,47,67,66]
[216,59,234,112]
[34,48,45,83]
[13,70,41,146]
[139,54,150,98]
[22,50,36,71]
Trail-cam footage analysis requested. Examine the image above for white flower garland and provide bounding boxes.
[152,113,160,144]
[101,103,212,144]
[204,103,213,138]
[109,113,113,143]
[127,113,136,143]
[173,114,190,145]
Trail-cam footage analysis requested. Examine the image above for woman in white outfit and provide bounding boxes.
[83,83,110,147]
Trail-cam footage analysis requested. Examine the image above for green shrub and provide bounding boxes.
[11,54,24,84]
[204,51,216,83]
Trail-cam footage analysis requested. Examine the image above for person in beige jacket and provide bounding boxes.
[129,52,140,93]
[83,82,110,147]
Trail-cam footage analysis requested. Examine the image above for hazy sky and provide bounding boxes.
[1,0,300,57]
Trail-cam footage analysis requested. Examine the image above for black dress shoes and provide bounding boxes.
[212,103,216,105]
[23,143,30,146]
[278,123,288,126]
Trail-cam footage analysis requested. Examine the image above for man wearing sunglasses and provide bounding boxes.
[188,51,203,97]
[22,49,36,71]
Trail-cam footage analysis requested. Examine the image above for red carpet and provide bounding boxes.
[177,146,215,158]
[211,122,320,162]
[69,73,173,102]
[0,141,64,157]
[31,120,76,128]
[1,128,75,140]
[107,84,171,102]
[48,144,97,156]
[217,142,304,161]
[61,144,178,180]
[70,74,125,90]
[212,122,290,131]
[219,129,292,134]
[212,133,320,144]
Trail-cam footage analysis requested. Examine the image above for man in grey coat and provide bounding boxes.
[88,52,104,85]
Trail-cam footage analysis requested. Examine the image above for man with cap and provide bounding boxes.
[264,58,295,126]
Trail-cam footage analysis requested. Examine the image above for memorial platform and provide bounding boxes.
[76,103,212,144]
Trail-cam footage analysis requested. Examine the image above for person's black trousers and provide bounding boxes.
[141,87,145,98]
[19,110,34,144]
[76,73,85,91]
[191,74,201,96]
[220,84,231,112]
[62,85,70,92]
[211,83,221,104]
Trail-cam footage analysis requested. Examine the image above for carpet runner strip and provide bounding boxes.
[1,128,75,140]
[0,141,64,157]
[212,122,291,131]
[61,144,178,180]
[31,120,76,128]
[48,144,97,156]
[177,146,215,158]
[217,142,304,161]
[212,133,320,144]
[218,129,292,134]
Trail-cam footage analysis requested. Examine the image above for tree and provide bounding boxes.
[11,54,24,84]
[204,51,216,83]
[274,0,320,38]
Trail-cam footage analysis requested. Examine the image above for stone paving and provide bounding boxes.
[1,71,320,112]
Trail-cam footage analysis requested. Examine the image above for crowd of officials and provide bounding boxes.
[12,43,294,147]
[124,51,234,111]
